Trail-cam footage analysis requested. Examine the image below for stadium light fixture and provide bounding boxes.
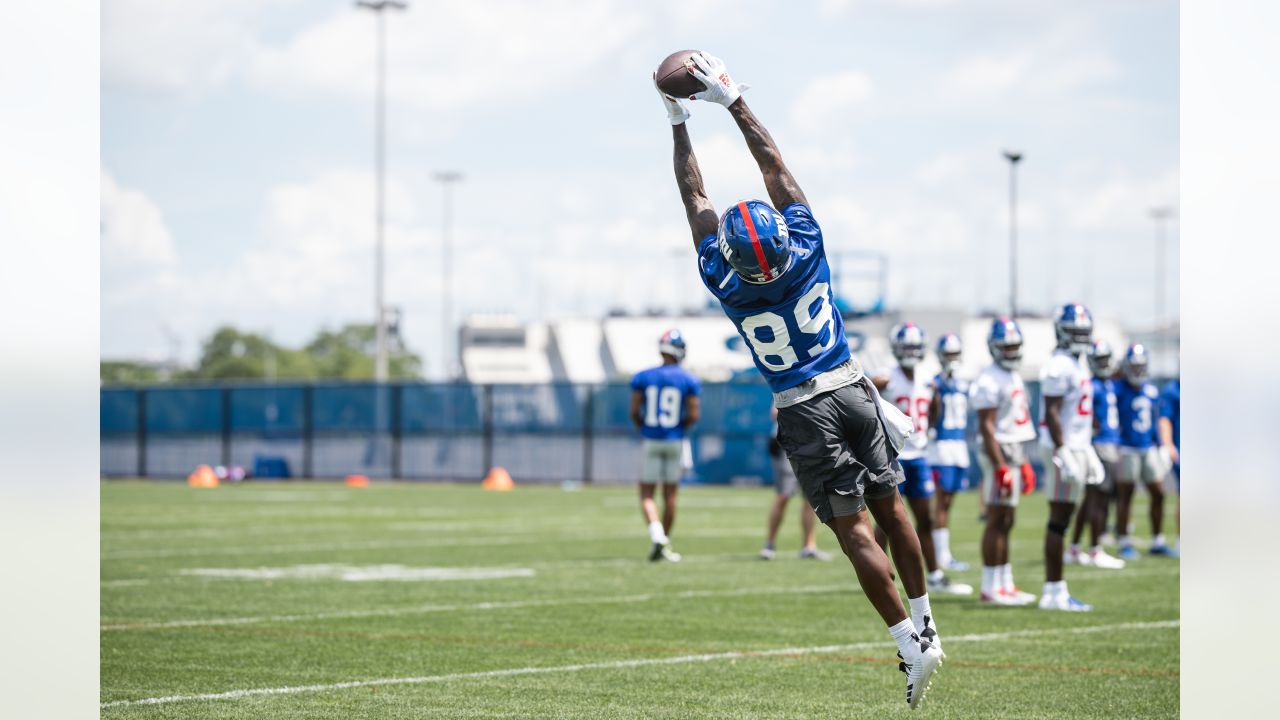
[434,171,464,380]
[356,0,408,382]
[1003,150,1023,319]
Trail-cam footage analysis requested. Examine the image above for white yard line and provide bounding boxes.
[100,619,1178,709]
[100,583,852,631]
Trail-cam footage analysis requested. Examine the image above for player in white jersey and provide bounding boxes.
[874,323,972,596]
[970,318,1037,606]
[1036,304,1106,611]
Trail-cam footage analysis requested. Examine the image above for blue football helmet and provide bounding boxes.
[936,333,963,376]
[716,200,793,284]
[659,328,687,361]
[1122,343,1149,385]
[988,317,1024,370]
[1086,339,1114,377]
[1055,302,1094,355]
[891,322,926,369]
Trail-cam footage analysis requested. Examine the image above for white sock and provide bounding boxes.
[982,566,997,595]
[908,595,933,636]
[1043,579,1066,597]
[932,528,951,564]
[1153,533,1166,547]
[1119,535,1133,548]
[888,617,919,656]
[1068,543,1081,555]
[1001,564,1014,592]
[648,521,668,545]
[928,568,944,583]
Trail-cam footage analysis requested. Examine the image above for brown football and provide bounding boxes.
[655,49,705,99]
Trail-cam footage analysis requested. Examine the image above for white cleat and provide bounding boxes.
[799,547,833,561]
[1039,593,1093,612]
[979,591,1020,607]
[649,542,682,562]
[1004,588,1037,606]
[1089,548,1126,569]
[928,574,974,596]
[943,557,971,572]
[898,637,944,710]
[917,614,943,656]
[758,546,776,560]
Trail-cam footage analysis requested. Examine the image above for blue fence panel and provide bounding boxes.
[400,384,484,433]
[229,385,305,436]
[145,387,222,434]
[101,388,138,435]
[312,384,392,433]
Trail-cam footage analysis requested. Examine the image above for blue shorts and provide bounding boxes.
[932,465,969,494]
[897,457,935,498]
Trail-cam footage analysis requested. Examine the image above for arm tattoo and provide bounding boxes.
[672,124,719,248]
[727,99,807,209]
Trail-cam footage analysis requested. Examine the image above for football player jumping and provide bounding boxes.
[655,52,943,708]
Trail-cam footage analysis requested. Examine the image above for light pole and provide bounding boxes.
[1150,206,1175,364]
[1003,150,1023,318]
[356,0,406,382]
[434,171,463,380]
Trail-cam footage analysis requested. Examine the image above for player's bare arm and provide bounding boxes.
[928,385,942,429]
[682,395,701,428]
[629,389,645,430]
[1044,395,1066,448]
[872,374,889,392]
[671,123,719,247]
[978,408,1006,466]
[727,99,808,210]
[1158,416,1179,464]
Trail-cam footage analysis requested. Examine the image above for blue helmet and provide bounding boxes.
[1087,339,1114,377]
[988,316,1024,370]
[716,200,793,284]
[936,333,962,376]
[1055,302,1094,354]
[1122,343,1149,386]
[891,322,926,369]
[659,328,687,361]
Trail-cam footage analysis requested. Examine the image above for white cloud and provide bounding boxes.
[790,70,875,133]
[100,170,177,267]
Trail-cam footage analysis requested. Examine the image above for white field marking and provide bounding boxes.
[99,619,1178,709]
[601,495,769,509]
[177,564,535,583]
[100,583,854,631]
[102,529,762,560]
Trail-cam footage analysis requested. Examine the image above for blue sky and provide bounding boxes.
[102,0,1178,376]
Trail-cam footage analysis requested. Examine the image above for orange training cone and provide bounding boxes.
[187,464,219,488]
[345,474,370,488]
[481,467,514,492]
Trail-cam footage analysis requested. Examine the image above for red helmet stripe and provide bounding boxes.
[737,201,773,281]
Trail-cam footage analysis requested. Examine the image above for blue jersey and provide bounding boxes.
[698,203,849,392]
[932,373,968,442]
[1159,379,1180,454]
[1114,380,1159,449]
[630,364,701,440]
[1091,378,1121,445]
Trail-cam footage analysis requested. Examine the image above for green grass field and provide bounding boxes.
[101,481,1178,719]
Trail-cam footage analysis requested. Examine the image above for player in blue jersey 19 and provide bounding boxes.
[629,329,702,562]
[656,51,942,708]
[1158,377,1180,553]
[1113,344,1175,559]
[874,323,972,596]
[927,333,972,573]
[1067,340,1127,569]
[1036,303,1105,612]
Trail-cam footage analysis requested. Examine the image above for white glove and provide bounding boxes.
[1053,446,1081,482]
[686,52,750,107]
[652,73,690,125]
[1084,446,1105,486]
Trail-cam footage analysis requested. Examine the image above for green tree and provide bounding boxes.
[100,360,165,384]
[186,326,316,381]
[305,323,422,380]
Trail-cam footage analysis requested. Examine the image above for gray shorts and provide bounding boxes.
[1094,442,1120,493]
[775,376,903,523]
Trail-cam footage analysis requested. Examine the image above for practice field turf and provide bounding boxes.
[101,481,1179,718]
